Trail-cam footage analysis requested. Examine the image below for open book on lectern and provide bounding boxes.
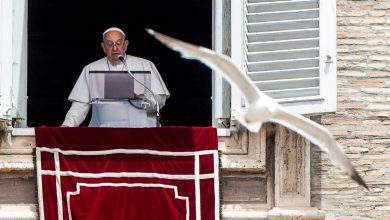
[89,70,151,103]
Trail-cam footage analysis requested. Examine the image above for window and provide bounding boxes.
[229,0,336,120]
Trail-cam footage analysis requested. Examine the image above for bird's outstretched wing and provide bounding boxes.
[147,29,368,189]
[271,108,368,189]
[146,29,259,103]
[146,29,278,132]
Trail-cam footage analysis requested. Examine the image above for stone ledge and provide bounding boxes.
[11,128,35,148]
[11,128,35,136]
[0,148,34,155]
[222,207,325,220]
[0,155,34,174]
[268,207,325,220]
[0,204,37,220]
[223,210,269,219]
[0,128,35,175]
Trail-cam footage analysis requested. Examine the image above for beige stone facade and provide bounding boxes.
[311,0,390,219]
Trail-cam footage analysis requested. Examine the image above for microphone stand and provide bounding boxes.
[119,56,161,127]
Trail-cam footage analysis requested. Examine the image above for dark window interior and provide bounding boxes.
[28,0,212,127]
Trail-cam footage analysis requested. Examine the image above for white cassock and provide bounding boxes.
[62,55,170,128]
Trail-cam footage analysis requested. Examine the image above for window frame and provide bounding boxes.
[226,0,336,121]
[0,0,14,121]
[0,0,28,127]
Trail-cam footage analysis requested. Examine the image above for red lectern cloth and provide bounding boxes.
[35,127,219,220]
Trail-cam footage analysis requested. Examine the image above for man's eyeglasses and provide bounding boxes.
[104,40,125,49]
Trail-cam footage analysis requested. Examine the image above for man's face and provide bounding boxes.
[101,31,129,65]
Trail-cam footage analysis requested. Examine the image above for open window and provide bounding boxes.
[1,0,336,130]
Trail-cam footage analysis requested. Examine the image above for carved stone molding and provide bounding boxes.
[274,125,310,207]
[218,123,267,172]
[0,120,12,148]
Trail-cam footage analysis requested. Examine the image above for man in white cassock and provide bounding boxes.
[62,27,170,127]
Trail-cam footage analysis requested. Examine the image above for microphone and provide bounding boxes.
[118,55,125,62]
[118,54,161,127]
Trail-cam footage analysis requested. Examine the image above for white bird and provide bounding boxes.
[147,29,368,190]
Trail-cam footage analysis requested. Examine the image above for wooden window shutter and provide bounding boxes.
[231,0,336,116]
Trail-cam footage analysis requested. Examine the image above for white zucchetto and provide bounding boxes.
[102,27,126,38]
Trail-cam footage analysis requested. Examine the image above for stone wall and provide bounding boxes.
[311,0,390,219]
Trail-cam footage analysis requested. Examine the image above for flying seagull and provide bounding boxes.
[147,29,368,190]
